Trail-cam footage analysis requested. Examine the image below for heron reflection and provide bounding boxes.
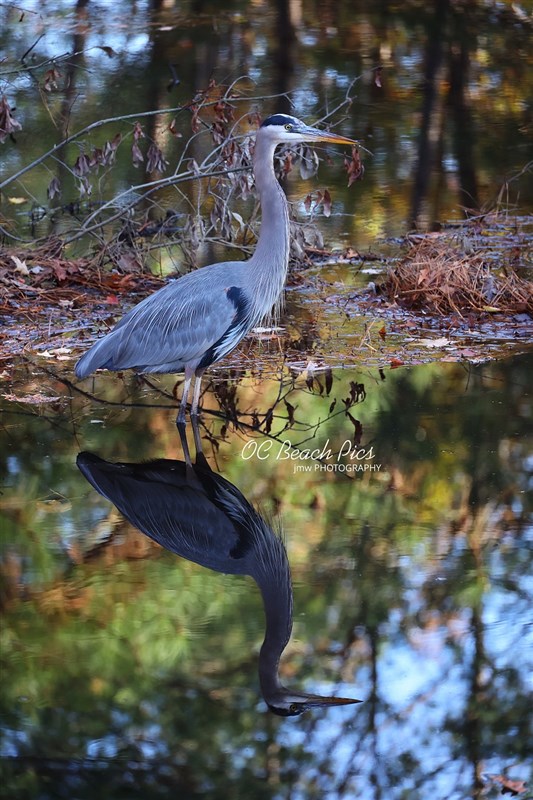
[76,432,360,716]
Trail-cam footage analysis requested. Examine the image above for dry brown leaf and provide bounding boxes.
[2,393,62,404]
[10,255,29,275]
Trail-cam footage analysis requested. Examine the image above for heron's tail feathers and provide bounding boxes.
[75,332,120,379]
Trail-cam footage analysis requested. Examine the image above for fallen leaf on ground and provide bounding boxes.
[2,393,62,405]
[418,337,451,348]
[10,255,29,275]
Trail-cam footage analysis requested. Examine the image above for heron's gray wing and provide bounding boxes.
[100,265,248,372]
[76,453,252,575]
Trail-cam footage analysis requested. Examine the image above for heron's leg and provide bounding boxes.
[176,368,193,427]
[190,415,207,466]
[177,422,193,467]
[190,371,204,419]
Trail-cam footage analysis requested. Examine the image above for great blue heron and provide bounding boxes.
[75,114,356,424]
[76,432,360,715]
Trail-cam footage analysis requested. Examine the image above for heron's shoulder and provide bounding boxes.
[114,260,250,335]
[163,260,247,290]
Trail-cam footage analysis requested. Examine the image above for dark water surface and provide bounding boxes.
[1,352,532,799]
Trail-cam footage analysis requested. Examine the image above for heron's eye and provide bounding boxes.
[289,703,299,714]
[284,124,293,131]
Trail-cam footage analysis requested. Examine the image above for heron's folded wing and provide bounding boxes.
[108,273,240,370]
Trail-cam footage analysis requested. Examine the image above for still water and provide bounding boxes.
[1,352,532,799]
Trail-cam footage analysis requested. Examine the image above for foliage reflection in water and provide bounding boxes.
[0,354,532,799]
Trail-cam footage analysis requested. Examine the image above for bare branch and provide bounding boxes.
[0,106,187,190]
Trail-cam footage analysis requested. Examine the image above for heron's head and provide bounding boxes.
[260,113,356,147]
[266,689,361,717]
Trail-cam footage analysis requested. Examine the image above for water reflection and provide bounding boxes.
[3,1,532,246]
[76,424,360,716]
[2,356,531,799]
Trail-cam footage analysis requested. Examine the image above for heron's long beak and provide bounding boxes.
[304,693,362,708]
[302,126,358,146]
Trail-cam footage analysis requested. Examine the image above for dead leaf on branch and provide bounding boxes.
[213,100,234,125]
[43,68,62,92]
[190,104,201,133]
[284,399,296,426]
[283,152,294,175]
[298,146,320,180]
[348,381,366,403]
[131,142,144,167]
[133,121,144,141]
[47,176,61,200]
[345,410,363,444]
[0,95,22,142]
[146,143,168,173]
[325,367,333,395]
[345,147,365,186]
[77,176,92,197]
[73,154,91,177]
[263,407,273,434]
[168,118,182,138]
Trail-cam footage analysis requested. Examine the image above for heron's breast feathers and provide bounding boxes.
[197,285,254,369]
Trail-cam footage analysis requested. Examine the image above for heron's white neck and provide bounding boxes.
[247,132,291,321]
